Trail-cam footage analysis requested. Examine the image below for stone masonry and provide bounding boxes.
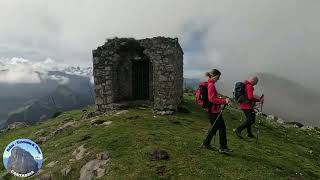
[92,37,184,112]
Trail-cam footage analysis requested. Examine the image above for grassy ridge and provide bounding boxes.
[0,94,319,179]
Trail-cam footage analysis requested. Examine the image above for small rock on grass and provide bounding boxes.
[96,151,110,160]
[79,152,111,180]
[102,121,113,126]
[115,110,129,115]
[150,149,170,161]
[46,161,58,168]
[72,145,88,160]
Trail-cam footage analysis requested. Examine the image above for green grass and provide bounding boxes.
[0,94,320,179]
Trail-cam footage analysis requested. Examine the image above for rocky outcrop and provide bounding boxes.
[7,147,39,175]
[79,152,110,180]
[286,122,304,128]
[72,145,89,161]
[7,122,28,130]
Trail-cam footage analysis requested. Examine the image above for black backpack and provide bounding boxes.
[234,82,250,103]
[195,82,214,109]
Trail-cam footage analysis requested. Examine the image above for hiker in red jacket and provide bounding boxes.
[235,76,264,139]
[201,69,232,153]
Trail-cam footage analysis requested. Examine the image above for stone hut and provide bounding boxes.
[92,37,184,112]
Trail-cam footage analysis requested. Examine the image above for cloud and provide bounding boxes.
[47,75,70,85]
[0,0,320,92]
[0,57,89,84]
[0,57,43,84]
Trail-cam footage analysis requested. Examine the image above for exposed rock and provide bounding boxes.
[61,117,74,123]
[46,161,58,168]
[72,145,88,160]
[35,136,48,144]
[102,121,113,126]
[277,119,285,124]
[79,153,110,180]
[151,149,170,161]
[35,129,46,136]
[115,110,129,115]
[267,115,276,121]
[91,119,107,126]
[48,121,78,138]
[286,122,304,128]
[61,165,72,177]
[8,122,28,130]
[156,111,174,115]
[96,152,110,160]
[82,112,100,119]
[301,126,315,130]
[7,147,39,175]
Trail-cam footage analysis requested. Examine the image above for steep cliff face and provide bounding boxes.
[7,147,38,174]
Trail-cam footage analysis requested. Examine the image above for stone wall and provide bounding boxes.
[92,37,183,112]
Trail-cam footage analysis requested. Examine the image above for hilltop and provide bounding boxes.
[0,94,319,179]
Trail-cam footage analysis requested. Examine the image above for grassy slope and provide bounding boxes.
[0,94,319,180]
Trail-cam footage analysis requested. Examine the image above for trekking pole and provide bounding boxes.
[202,104,228,146]
[256,94,264,144]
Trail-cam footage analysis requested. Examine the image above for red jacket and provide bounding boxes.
[240,80,261,110]
[205,79,227,113]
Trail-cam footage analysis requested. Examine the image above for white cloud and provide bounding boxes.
[0,0,320,91]
[0,57,90,84]
[47,75,70,85]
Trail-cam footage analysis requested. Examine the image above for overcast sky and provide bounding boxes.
[0,0,320,92]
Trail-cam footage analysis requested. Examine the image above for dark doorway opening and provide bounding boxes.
[132,60,149,100]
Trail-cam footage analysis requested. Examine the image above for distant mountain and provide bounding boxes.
[0,67,94,128]
[7,85,94,125]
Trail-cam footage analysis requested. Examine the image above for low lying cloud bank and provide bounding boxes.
[0,57,93,84]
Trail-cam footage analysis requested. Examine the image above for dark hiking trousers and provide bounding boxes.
[203,112,227,149]
[236,109,256,135]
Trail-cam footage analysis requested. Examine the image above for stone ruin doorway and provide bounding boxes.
[132,60,150,100]
[114,40,153,103]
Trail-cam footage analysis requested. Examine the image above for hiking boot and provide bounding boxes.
[200,144,215,151]
[247,134,256,138]
[219,148,233,154]
[234,129,243,139]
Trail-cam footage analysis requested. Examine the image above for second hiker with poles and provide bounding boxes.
[234,76,264,139]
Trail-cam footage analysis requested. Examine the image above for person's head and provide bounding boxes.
[205,69,221,82]
[248,76,259,86]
